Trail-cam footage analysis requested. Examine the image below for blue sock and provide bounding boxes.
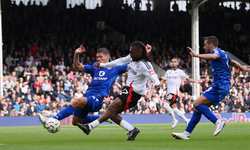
[82,115,100,124]
[186,111,201,133]
[195,104,218,124]
[53,105,75,120]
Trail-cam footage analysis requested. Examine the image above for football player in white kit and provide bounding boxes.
[160,58,201,128]
[77,41,160,140]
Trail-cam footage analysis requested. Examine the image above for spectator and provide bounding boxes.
[29,42,39,56]
[3,65,9,75]
[74,89,83,98]
[67,89,75,102]
[5,54,16,72]
[13,97,21,112]
[58,89,69,104]
[26,101,38,116]
[42,78,52,95]
[25,56,33,68]
[57,101,65,111]
[34,76,43,95]
[24,92,35,104]
[29,62,38,74]
[55,61,65,71]
[238,99,248,112]
[60,71,67,82]
[36,99,45,114]
[44,96,53,112]
[38,94,46,104]
[3,77,15,90]
[29,72,36,90]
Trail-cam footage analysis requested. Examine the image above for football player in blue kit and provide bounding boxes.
[172,36,250,140]
[38,45,128,128]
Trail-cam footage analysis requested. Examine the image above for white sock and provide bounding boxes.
[163,102,177,121]
[172,107,189,122]
[89,120,100,130]
[215,119,221,125]
[183,131,190,136]
[120,119,134,131]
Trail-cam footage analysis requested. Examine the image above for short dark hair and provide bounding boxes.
[131,41,151,61]
[97,48,109,55]
[171,57,178,61]
[204,36,219,47]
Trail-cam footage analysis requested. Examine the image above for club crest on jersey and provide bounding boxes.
[99,71,105,76]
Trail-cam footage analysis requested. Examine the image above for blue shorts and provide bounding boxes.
[202,84,230,106]
[74,95,103,119]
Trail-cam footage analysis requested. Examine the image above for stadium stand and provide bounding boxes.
[0,1,250,117]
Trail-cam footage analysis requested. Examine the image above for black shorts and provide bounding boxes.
[118,86,141,111]
[166,93,178,105]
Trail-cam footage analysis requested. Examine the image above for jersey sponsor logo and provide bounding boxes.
[168,76,177,79]
[99,71,105,76]
[122,88,128,94]
[94,77,108,80]
[148,70,155,76]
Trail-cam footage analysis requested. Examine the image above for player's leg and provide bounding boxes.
[193,94,225,136]
[89,97,123,129]
[172,94,225,139]
[171,103,190,124]
[77,97,122,135]
[53,97,88,120]
[110,111,140,141]
[193,94,216,122]
[72,115,84,126]
[172,110,202,140]
[172,95,204,140]
[39,97,88,128]
[163,94,178,128]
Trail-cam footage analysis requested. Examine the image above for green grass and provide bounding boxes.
[0,122,249,150]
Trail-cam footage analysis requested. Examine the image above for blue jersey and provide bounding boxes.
[203,48,232,105]
[84,63,127,97]
[210,48,232,85]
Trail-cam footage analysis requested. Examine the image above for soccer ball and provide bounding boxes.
[45,118,61,133]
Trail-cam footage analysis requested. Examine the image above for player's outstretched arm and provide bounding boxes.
[99,54,132,68]
[186,78,201,84]
[187,47,219,60]
[73,45,85,71]
[230,60,250,72]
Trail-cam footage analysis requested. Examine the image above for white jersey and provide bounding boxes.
[163,68,188,96]
[100,55,160,95]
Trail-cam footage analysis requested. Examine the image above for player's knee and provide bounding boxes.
[193,102,199,108]
[108,102,117,110]
[71,97,87,109]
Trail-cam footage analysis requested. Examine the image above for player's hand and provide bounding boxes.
[93,62,101,68]
[155,85,160,91]
[75,45,85,54]
[242,65,250,72]
[146,44,152,54]
[187,47,197,57]
[195,79,202,84]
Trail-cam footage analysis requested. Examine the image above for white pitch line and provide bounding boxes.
[0,144,6,145]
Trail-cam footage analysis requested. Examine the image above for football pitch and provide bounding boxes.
[0,122,249,150]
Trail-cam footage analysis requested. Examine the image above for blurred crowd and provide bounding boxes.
[1,1,250,117]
